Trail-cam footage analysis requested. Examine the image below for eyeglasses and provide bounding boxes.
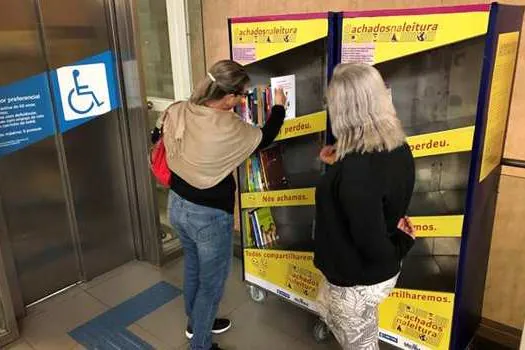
[235,91,249,98]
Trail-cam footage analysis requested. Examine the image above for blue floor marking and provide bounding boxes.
[69,281,181,349]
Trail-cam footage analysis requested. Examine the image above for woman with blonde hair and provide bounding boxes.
[152,60,286,350]
[314,63,416,349]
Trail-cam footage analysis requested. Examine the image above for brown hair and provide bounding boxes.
[189,60,250,105]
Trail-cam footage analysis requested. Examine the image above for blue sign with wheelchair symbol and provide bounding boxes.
[0,50,120,157]
[51,50,120,133]
[68,69,105,114]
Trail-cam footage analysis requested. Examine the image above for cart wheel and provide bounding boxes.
[248,285,267,303]
[313,320,330,343]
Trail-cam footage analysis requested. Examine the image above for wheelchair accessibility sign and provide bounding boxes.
[56,63,110,120]
[51,50,120,133]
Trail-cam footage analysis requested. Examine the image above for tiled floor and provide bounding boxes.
[5,257,345,350]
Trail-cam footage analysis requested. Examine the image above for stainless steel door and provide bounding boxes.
[0,0,137,307]
[0,242,19,346]
[0,0,79,306]
[38,0,136,280]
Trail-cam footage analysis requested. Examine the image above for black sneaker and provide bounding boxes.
[210,344,223,350]
[185,318,232,339]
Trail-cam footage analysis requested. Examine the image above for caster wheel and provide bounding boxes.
[248,285,267,303]
[313,320,330,343]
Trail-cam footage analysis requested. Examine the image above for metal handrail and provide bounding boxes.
[502,158,525,169]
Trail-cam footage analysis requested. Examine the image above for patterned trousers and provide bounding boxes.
[317,274,399,350]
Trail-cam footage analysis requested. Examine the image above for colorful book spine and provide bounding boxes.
[243,210,254,248]
[262,89,267,122]
[265,87,272,118]
[253,155,264,191]
[256,85,265,126]
[249,211,262,248]
[252,209,266,247]
[247,156,256,192]
[260,157,270,191]
[251,88,261,125]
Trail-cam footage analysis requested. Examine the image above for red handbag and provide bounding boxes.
[150,110,171,187]
[150,136,171,187]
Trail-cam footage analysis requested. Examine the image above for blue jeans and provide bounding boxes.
[168,191,233,350]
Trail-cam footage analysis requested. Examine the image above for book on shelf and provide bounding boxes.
[245,144,289,192]
[238,85,273,126]
[243,210,254,248]
[259,144,289,190]
[246,207,279,249]
[238,74,297,125]
[270,74,296,120]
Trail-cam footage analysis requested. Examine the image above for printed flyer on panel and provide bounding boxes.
[244,249,456,350]
[479,31,520,182]
[341,8,489,65]
[244,249,321,312]
[378,289,455,350]
[231,15,328,65]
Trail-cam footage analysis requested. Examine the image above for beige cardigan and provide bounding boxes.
[160,101,262,189]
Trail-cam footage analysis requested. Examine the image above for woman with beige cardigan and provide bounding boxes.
[152,60,286,350]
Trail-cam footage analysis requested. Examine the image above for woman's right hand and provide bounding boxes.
[397,216,416,239]
[319,145,337,165]
[273,88,286,107]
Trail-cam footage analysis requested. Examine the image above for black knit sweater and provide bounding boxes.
[314,143,416,287]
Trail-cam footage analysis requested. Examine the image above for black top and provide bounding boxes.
[313,143,415,287]
[152,105,286,214]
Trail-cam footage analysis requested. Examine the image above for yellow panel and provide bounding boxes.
[244,249,320,305]
[274,111,327,141]
[341,11,489,64]
[240,188,316,208]
[407,126,475,158]
[379,289,455,349]
[411,215,464,237]
[231,18,328,65]
[480,32,520,182]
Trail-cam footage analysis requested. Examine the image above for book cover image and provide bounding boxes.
[271,74,296,120]
[255,207,279,246]
[246,207,280,249]
[259,144,289,191]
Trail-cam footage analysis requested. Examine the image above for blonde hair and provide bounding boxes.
[190,60,249,105]
[326,63,405,159]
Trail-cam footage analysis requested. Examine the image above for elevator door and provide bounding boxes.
[0,0,80,306]
[0,0,136,306]
[38,0,136,281]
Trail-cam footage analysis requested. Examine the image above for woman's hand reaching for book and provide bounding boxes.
[273,88,286,107]
[319,145,337,165]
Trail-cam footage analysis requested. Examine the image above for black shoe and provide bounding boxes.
[210,344,223,350]
[185,318,232,339]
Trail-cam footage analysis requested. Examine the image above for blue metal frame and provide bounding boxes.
[324,12,342,146]
[452,3,524,348]
[333,4,525,349]
[450,3,499,348]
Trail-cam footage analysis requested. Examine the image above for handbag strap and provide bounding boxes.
[156,101,178,134]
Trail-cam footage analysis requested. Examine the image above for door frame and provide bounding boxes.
[147,0,192,111]
[112,0,193,265]
[0,235,19,346]
[144,0,193,261]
